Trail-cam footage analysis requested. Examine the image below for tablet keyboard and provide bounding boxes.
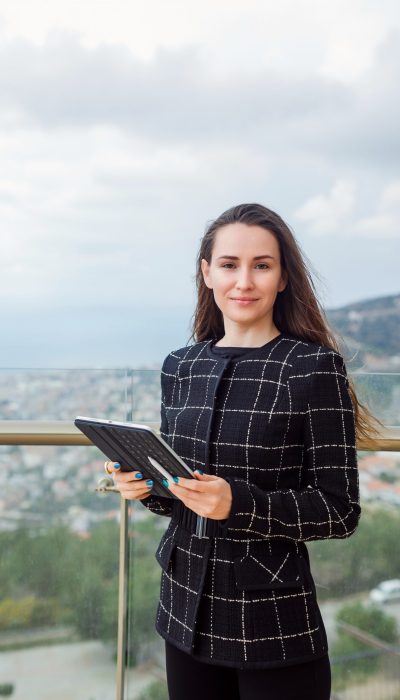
[106,426,190,479]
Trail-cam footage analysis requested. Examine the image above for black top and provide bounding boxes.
[209,344,254,359]
[209,335,284,359]
[207,333,284,361]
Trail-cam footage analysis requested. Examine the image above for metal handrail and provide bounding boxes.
[0,420,161,445]
[0,420,399,450]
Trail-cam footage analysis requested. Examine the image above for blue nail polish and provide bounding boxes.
[114,463,121,470]
[162,478,169,488]
[146,479,153,488]
[195,469,204,475]
[172,476,179,483]
[135,472,143,479]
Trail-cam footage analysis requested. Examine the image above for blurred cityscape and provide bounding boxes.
[0,368,163,535]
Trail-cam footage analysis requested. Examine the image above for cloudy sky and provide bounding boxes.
[0,0,399,367]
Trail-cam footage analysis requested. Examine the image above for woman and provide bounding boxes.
[107,203,383,699]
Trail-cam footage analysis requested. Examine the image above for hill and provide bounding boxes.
[327,292,400,370]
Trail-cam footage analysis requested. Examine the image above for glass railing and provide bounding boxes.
[0,368,399,700]
[0,368,166,700]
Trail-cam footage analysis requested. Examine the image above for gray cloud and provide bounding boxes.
[0,25,399,328]
[1,27,399,170]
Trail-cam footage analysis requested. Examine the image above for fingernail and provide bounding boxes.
[195,469,204,475]
[114,463,121,470]
[146,479,153,488]
[162,478,169,488]
[135,472,143,479]
[172,476,179,484]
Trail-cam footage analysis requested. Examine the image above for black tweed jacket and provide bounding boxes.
[141,332,360,669]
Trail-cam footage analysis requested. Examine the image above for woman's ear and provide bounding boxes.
[278,269,288,293]
[201,258,213,289]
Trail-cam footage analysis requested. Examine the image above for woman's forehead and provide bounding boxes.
[213,222,279,254]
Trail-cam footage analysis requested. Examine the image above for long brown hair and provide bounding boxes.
[188,202,384,446]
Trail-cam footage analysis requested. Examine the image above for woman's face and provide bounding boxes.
[201,223,287,330]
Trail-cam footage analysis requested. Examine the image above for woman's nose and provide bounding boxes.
[235,268,254,288]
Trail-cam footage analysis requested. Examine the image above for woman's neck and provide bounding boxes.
[215,328,281,348]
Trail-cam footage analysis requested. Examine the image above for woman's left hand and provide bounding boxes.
[166,471,232,520]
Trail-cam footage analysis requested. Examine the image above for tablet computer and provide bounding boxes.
[74,415,196,499]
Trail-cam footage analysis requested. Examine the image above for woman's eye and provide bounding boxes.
[220,263,270,269]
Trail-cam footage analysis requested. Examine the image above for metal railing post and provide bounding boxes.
[116,496,129,700]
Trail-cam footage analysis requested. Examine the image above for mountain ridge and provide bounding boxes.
[327,292,400,369]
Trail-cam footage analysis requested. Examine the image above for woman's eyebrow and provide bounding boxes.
[216,254,275,261]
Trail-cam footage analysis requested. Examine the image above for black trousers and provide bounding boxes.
[165,640,331,700]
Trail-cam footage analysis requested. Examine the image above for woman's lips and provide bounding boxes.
[230,298,259,306]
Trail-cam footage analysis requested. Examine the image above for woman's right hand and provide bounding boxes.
[105,462,154,500]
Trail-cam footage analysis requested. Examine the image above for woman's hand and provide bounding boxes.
[166,470,232,521]
[104,462,154,501]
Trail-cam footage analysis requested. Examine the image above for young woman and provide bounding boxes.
[107,203,382,700]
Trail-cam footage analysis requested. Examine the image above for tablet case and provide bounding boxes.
[74,416,195,499]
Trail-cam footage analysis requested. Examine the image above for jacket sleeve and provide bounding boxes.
[139,355,174,518]
[219,349,361,541]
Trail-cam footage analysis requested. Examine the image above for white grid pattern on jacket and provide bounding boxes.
[140,333,360,668]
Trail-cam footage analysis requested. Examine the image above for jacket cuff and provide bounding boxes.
[217,476,257,535]
[141,494,174,517]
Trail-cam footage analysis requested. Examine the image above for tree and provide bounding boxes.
[331,601,398,689]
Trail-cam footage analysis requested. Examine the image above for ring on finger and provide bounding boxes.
[104,460,113,475]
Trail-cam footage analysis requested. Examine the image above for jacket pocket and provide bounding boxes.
[233,543,305,591]
[155,526,177,572]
